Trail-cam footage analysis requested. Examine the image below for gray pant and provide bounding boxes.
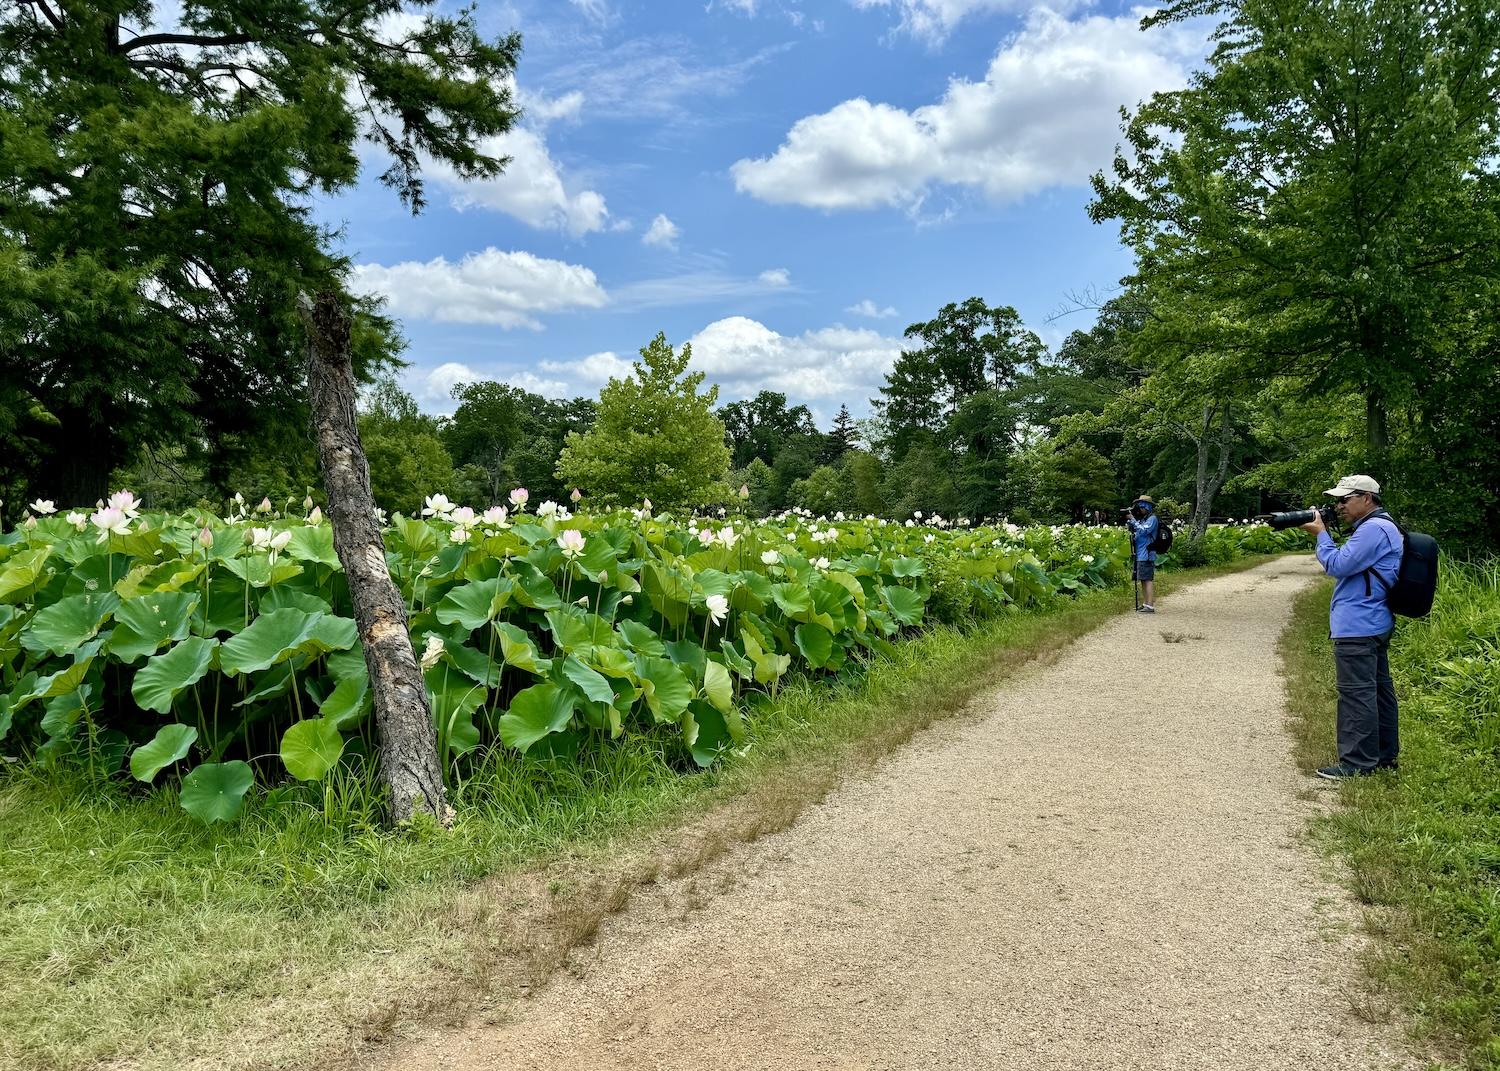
[1333,631,1399,770]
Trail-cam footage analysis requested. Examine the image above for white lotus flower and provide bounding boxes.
[269,530,292,554]
[557,529,585,557]
[509,487,529,508]
[449,506,476,527]
[642,498,652,512]
[717,525,737,548]
[739,484,750,499]
[1082,554,1095,563]
[813,556,830,570]
[761,550,780,565]
[449,526,471,544]
[419,633,445,671]
[249,527,274,549]
[66,511,87,531]
[482,506,509,527]
[29,499,57,515]
[705,593,729,626]
[90,506,131,542]
[698,528,716,546]
[421,494,454,518]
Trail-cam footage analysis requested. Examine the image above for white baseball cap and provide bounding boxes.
[1323,474,1381,498]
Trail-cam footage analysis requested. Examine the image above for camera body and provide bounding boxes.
[1257,503,1337,531]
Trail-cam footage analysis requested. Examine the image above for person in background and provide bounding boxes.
[1126,495,1159,613]
[1302,474,1403,779]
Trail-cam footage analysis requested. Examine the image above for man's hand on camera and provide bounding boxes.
[1300,510,1326,535]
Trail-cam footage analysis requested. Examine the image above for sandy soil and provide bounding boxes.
[385,555,1413,1071]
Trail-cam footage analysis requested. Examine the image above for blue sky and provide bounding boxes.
[319,0,1210,425]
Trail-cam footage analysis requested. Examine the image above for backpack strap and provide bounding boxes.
[1361,510,1403,596]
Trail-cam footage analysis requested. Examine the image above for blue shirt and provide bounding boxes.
[1316,513,1403,638]
[1127,514,1158,562]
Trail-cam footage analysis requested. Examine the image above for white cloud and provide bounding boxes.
[421,361,482,403]
[758,268,791,287]
[847,299,898,319]
[850,0,1078,42]
[642,214,680,249]
[568,0,615,24]
[538,350,638,390]
[686,316,903,413]
[350,248,609,329]
[522,89,585,125]
[430,128,609,236]
[409,362,571,414]
[732,9,1202,209]
[611,268,798,308]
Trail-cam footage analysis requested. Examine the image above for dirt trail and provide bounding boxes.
[388,556,1412,1071]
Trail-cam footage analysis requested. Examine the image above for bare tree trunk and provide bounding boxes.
[1189,399,1235,539]
[298,291,447,826]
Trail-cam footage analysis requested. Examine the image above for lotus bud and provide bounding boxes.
[256,496,272,514]
[739,484,749,499]
[308,506,323,525]
[23,515,36,530]
[243,529,256,546]
[598,571,609,584]
[303,495,314,510]
[570,488,582,503]
[199,525,214,548]
[269,530,292,552]
[642,498,652,512]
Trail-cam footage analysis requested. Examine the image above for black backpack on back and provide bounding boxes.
[1148,518,1174,555]
[1365,510,1439,618]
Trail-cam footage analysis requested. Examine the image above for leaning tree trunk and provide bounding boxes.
[1189,398,1234,539]
[298,291,447,826]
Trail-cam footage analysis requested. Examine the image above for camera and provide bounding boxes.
[1256,503,1337,531]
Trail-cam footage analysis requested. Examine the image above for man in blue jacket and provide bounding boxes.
[1126,495,1160,613]
[1302,474,1404,779]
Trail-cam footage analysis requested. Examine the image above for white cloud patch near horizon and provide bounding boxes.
[732,8,1203,210]
[847,298,898,319]
[642,214,681,248]
[350,248,609,329]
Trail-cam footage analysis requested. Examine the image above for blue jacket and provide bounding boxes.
[1316,512,1403,638]
[1127,513,1158,563]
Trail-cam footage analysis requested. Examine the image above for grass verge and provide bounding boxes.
[2,554,1279,1071]
[1281,559,1500,1070]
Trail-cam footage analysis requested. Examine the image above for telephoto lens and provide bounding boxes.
[1255,504,1336,531]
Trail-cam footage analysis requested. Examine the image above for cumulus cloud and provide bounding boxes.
[350,248,609,329]
[538,350,638,391]
[732,9,1202,210]
[430,128,609,236]
[758,268,791,287]
[642,214,681,249]
[408,362,571,413]
[686,317,903,413]
[847,299,899,319]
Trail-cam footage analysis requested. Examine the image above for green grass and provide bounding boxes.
[0,554,1281,1071]
[1281,559,1500,1070]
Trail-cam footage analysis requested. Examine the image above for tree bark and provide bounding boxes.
[1366,391,1389,454]
[1189,398,1235,539]
[298,291,447,826]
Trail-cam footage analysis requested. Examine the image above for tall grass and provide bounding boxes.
[1283,558,1500,1069]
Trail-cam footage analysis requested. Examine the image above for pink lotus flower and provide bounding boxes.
[556,529,585,557]
[449,506,477,527]
[482,506,509,527]
[108,490,141,517]
[90,506,131,542]
[509,488,529,508]
[198,525,214,548]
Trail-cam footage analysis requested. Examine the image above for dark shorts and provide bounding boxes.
[1133,560,1155,581]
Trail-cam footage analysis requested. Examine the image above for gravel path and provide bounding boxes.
[391,556,1413,1071]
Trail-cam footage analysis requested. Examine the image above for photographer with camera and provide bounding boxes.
[1301,475,1403,780]
[1125,495,1160,613]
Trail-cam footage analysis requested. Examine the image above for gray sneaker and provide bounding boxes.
[1138,605,1156,614]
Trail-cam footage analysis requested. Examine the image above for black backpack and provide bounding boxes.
[1364,511,1439,618]
[1148,518,1174,555]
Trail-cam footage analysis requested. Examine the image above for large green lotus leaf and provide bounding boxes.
[770,582,813,619]
[693,569,734,598]
[618,618,665,656]
[544,607,593,653]
[115,559,203,600]
[198,577,250,635]
[287,525,341,568]
[794,622,835,669]
[441,641,502,687]
[435,577,514,630]
[179,760,253,823]
[22,591,119,656]
[588,645,637,680]
[218,555,303,589]
[109,591,199,662]
[687,701,731,768]
[130,723,198,782]
[390,516,438,559]
[233,663,293,708]
[641,561,690,627]
[811,582,853,632]
[325,647,368,685]
[890,556,926,578]
[494,622,552,675]
[0,547,52,603]
[0,695,13,742]
[561,655,614,705]
[498,682,575,753]
[718,640,754,681]
[510,522,552,546]
[260,586,333,616]
[218,608,320,676]
[577,536,620,576]
[633,655,692,722]
[741,632,790,685]
[702,659,734,714]
[511,570,561,612]
[299,614,357,657]
[665,639,706,679]
[40,687,90,740]
[319,674,371,730]
[133,637,217,714]
[880,585,925,626]
[25,653,97,704]
[280,718,345,780]
[426,674,487,757]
